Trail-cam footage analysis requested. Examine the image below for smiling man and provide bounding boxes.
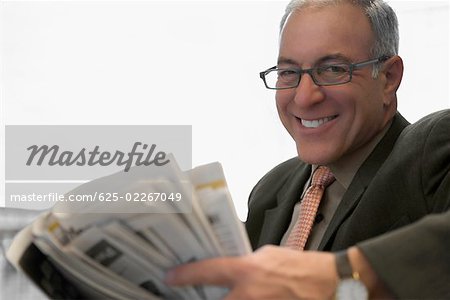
[166,0,450,298]
[251,0,405,252]
[273,3,399,167]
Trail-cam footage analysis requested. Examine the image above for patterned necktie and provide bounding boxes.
[285,166,335,250]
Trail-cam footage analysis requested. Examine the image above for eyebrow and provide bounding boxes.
[277,53,351,67]
[277,57,299,66]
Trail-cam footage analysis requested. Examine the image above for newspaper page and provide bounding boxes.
[188,162,251,256]
[7,214,156,300]
[67,226,177,299]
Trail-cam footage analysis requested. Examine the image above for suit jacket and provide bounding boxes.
[245,110,450,298]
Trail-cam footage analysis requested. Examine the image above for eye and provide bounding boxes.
[277,69,298,79]
[317,64,349,75]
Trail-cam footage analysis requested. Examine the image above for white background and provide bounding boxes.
[1,0,449,220]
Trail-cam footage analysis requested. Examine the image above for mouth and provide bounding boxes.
[300,115,338,128]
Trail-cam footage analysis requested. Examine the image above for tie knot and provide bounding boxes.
[311,166,335,188]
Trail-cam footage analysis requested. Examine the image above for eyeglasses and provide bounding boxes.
[259,56,390,90]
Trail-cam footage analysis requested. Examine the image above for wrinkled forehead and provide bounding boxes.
[279,3,375,63]
[280,0,365,31]
[282,2,373,37]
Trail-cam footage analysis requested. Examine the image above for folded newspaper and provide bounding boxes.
[6,155,251,299]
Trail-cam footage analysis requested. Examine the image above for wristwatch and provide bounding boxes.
[334,250,368,300]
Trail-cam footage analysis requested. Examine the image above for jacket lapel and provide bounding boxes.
[257,163,311,247]
[318,113,410,250]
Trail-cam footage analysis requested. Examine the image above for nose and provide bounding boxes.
[292,72,326,108]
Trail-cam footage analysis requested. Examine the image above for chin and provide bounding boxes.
[296,146,337,166]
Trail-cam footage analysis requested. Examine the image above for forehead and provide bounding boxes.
[279,3,374,65]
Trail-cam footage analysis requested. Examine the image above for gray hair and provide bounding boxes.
[280,0,399,77]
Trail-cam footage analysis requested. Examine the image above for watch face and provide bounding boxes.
[336,279,368,300]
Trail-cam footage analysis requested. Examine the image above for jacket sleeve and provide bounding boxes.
[357,110,450,299]
[358,210,450,298]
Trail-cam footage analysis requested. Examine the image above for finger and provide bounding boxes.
[165,257,243,287]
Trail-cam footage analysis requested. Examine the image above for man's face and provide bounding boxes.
[276,4,394,165]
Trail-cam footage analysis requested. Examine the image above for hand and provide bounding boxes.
[165,245,339,300]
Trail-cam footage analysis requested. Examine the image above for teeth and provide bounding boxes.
[301,116,335,128]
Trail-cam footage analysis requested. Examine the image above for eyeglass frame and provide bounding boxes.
[259,55,391,90]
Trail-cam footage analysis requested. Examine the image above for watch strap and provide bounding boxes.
[335,250,353,278]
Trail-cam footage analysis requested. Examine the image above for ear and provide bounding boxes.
[382,55,404,106]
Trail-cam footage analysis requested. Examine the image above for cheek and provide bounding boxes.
[275,91,293,114]
[344,95,386,147]
[275,92,297,139]
[275,92,290,118]
[354,91,386,125]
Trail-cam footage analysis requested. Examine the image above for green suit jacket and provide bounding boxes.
[245,110,450,298]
